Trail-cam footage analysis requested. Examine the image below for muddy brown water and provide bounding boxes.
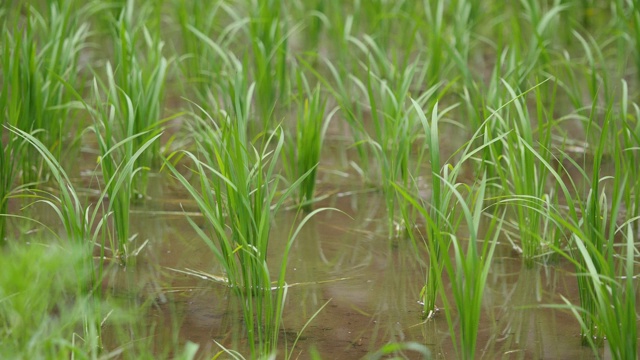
[93,170,613,360]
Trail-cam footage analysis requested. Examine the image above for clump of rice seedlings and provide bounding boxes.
[571,223,638,359]
[108,0,170,197]
[421,0,449,87]
[517,0,570,72]
[6,125,107,350]
[572,29,612,111]
[537,94,623,346]
[437,175,502,360]
[8,123,198,357]
[244,0,292,124]
[8,122,156,276]
[285,78,331,212]
[403,100,451,317]
[1,2,89,184]
[89,68,163,265]
[550,180,638,358]
[493,80,557,266]
[299,55,373,182]
[174,0,242,107]
[347,37,435,239]
[165,72,325,357]
[0,53,30,243]
[395,100,506,319]
[532,94,633,348]
[571,101,623,346]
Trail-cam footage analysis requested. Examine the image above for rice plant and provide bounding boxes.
[89,68,163,265]
[570,223,638,359]
[437,175,503,360]
[568,97,631,347]
[299,55,373,181]
[174,0,242,109]
[550,182,638,358]
[108,0,170,197]
[0,69,30,243]
[165,72,327,357]
[493,79,556,265]
[286,80,331,212]
[396,100,508,319]
[1,2,89,184]
[245,0,292,125]
[345,36,438,239]
[8,122,195,357]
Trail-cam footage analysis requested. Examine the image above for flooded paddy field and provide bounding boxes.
[2,1,639,359]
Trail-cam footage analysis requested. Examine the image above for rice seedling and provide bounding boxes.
[493,79,557,265]
[396,100,508,319]
[285,78,331,212]
[571,97,630,347]
[165,71,330,357]
[343,36,440,239]
[174,0,243,108]
[421,0,450,87]
[541,95,618,346]
[108,0,170,197]
[298,55,374,182]
[436,175,503,360]
[5,124,109,354]
[1,1,89,184]
[548,167,638,358]
[399,100,450,318]
[7,122,202,358]
[244,0,292,124]
[9,119,157,274]
[513,90,633,348]
[88,66,164,264]
[566,222,639,359]
[0,54,30,243]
